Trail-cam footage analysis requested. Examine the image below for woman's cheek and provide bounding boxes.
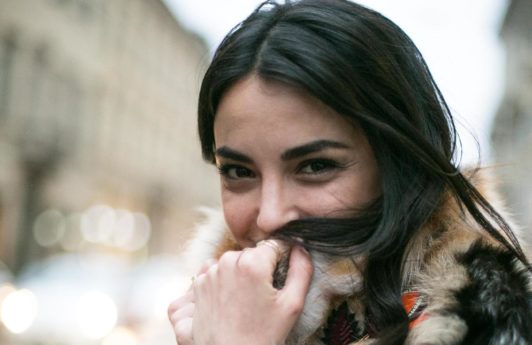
[221,192,255,245]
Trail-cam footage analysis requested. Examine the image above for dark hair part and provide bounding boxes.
[198,0,530,343]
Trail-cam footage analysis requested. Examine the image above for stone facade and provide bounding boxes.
[0,0,219,273]
[492,0,532,243]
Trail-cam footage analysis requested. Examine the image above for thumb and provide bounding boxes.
[279,246,313,307]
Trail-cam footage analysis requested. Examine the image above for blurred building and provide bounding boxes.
[0,0,219,275]
[492,0,532,243]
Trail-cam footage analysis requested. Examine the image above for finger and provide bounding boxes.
[220,244,282,282]
[190,259,217,289]
[174,317,193,345]
[168,289,194,317]
[169,302,195,323]
[278,246,313,308]
[256,239,284,257]
[192,262,218,295]
[240,239,285,276]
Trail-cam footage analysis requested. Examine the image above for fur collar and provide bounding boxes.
[181,170,531,345]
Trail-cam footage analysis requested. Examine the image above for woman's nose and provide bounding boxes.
[255,177,299,234]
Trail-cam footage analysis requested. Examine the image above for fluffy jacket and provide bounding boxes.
[182,173,532,345]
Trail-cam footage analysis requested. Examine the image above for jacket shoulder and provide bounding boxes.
[406,168,532,344]
[408,238,532,345]
[453,241,532,344]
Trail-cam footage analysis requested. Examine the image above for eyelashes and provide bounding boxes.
[217,158,348,180]
[218,164,255,179]
[296,158,346,175]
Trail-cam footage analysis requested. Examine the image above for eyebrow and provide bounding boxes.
[281,140,349,160]
[215,147,253,163]
[215,139,349,163]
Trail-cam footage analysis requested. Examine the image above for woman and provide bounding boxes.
[168,1,532,344]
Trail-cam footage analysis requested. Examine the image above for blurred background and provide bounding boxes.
[0,0,530,344]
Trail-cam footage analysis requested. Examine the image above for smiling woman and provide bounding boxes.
[168,1,532,344]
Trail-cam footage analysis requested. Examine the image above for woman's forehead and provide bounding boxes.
[215,77,352,135]
[213,76,366,153]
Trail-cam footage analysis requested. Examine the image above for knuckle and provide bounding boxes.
[168,297,184,316]
[237,253,260,275]
[168,306,181,323]
[218,250,239,267]
[168,302,177,319]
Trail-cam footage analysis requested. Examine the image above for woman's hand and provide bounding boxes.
[168,259,214,345]
[168,241,313,345]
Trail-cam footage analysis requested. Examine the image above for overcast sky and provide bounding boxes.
[164,0,509,166]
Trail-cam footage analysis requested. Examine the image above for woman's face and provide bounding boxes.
[213,75,381,248]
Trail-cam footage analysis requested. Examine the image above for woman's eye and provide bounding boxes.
[298,159,339,175]
[219,165,255,179]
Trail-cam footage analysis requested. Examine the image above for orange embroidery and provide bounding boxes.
[402,291,428,329]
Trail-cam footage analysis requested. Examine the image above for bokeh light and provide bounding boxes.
[81,205,114,244]
[111,210,135,248]
[0,288,38,334]
[33,209,66,247]
[126,213,151,252]
[0,283,16,309]
[0,282,15,293]
[80,205,151,251]
[76,291,118,339]
[60,213,85,251]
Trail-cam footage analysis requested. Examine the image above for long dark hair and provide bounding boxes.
[197,0,530,343]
